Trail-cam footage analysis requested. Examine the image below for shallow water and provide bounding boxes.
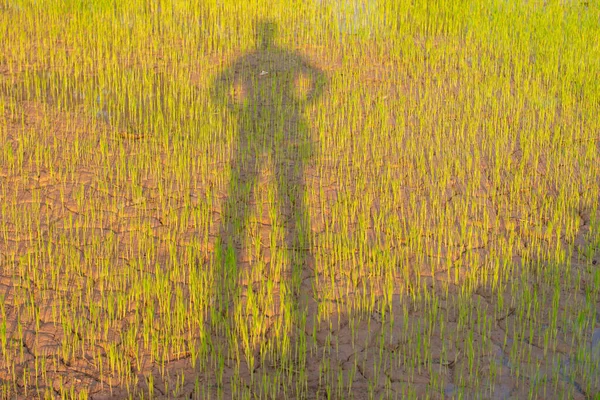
[592,327,600,351]
[315,0,379,38]
[558,326,600,396]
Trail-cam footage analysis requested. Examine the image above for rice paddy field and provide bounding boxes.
[1,0,600,398]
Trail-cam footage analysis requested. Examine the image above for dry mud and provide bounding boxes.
[1,49,599,399]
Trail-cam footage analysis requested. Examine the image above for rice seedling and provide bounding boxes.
[0,0,599,398]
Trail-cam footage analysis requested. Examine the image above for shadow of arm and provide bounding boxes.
[210,64,238,112]
[298,56,327,106]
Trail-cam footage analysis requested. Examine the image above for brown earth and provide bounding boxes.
[1,41,599,399]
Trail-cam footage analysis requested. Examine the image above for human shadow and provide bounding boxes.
[210,19,327,362]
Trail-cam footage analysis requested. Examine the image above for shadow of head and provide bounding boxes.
[256,20,278,50]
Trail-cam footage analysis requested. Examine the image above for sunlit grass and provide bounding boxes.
[0,0,599,398]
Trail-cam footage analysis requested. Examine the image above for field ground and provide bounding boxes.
[1,1,600,399]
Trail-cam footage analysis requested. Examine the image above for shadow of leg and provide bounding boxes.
[211,123,260,360]
[271,121,317,373]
